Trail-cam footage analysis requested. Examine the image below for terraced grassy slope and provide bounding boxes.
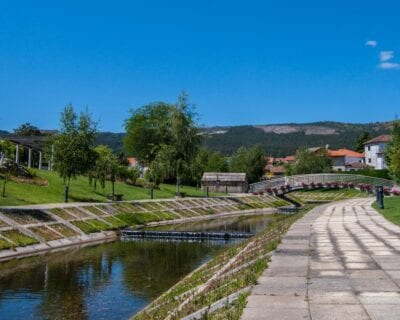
[0,195,288,255]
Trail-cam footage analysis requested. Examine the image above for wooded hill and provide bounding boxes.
[202,121,392,156]
[1,121,392,157]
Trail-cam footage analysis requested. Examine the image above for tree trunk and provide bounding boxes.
[1,176,7,198]
[64,176,70,203]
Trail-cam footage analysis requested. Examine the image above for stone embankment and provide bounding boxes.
[0,194,287,261]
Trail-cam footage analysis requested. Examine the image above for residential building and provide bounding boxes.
[127,157,147,176]
[364,135,392,170]
[327,149,365,172]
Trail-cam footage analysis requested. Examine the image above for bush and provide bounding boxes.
[343,169,390,180]
[135,178,146,187]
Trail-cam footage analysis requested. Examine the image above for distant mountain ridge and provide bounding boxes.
[201,121,392,157]
[1,121,393,157]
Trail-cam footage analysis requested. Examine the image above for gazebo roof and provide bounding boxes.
[0,135,50,151]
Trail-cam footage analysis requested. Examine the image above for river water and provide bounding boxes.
[0,214,273,320]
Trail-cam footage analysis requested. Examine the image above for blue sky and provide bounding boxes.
[1,1,399,132]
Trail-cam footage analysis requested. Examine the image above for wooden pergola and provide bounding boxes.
[0,135,53,170]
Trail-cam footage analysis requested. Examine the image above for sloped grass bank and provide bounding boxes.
[133,207,312,320]
[288,188,370,204]
[0,170,222,206]
[373,196,400,225]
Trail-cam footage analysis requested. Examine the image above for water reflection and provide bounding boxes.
[145,214,274,234]
[0,214,273,320]
[0,241,225,320]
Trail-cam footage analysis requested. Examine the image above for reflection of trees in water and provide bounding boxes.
[119,240,219,298]
[151,215,272,234]
[36,247,113,320]
[0,240,222,319]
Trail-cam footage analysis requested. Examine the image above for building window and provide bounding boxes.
[367,146,371,151]
[368,158,371,163]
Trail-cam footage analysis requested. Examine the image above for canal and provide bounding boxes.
[0,214,275,320]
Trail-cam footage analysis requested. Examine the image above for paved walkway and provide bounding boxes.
[242,198,400,320]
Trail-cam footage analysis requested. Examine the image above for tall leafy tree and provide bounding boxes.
[123,102,173,164]
[385,121,400,182]
[53,105,97,202]
[190,148,228,186]
[229,145,266,183]
[292,148,332,174]
[124,93,202,192]
[354,131,372,153]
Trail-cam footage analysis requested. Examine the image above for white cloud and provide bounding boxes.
[378,62,400,70]
[380,50,394,62]
[365,40,377,47]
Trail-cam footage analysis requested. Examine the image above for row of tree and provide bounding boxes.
[52,105,138,202]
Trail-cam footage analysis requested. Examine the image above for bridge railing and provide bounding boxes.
[249,173,394,193]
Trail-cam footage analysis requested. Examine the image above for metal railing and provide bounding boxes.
[249,173,394,193]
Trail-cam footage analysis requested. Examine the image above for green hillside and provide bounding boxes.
[203,121,391,156]
[3,121,392,157]
[0,170,219,206]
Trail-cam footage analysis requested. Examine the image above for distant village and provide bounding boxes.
[263,134,391,178]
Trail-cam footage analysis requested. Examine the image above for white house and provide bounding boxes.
[326,149,366,172]
[364,135,392,170]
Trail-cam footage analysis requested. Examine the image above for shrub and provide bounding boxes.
[135,178,146,187]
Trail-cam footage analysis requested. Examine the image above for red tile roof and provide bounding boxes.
[127,157,139,166]
[365,134,392,144]
[327,149,364,158]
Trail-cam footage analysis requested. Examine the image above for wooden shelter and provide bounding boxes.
[201,172,248,193]
[0,135,53,170]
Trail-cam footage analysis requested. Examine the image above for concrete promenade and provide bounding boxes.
[242,198,400,320]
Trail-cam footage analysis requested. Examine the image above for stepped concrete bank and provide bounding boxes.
[242,198,400,320]
[0,195,286,262]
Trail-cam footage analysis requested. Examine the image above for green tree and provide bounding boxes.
[206,151,228,172]
[229,145,266,183]
[125,93,202,192]
[123,102,173,164]
[53,105,98,202]
[13,123,41,136]
[93,145,114,191]
[385,121,400,182]
[0,139,15,159]
[190,148,228,186]
[293,148,332,174]
[355,131,372,153]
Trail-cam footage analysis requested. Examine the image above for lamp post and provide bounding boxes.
[376,186,384,209]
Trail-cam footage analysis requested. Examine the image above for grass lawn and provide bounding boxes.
[0,170,221,206]
[373,196,400,225]
[1,230,38,247]
[289,188,369,203]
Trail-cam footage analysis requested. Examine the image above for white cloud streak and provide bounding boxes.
[378,62,400,70]
[365,40,377,47]
[380,51,394,62]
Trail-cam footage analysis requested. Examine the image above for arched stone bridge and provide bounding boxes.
[249,173,394,195]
